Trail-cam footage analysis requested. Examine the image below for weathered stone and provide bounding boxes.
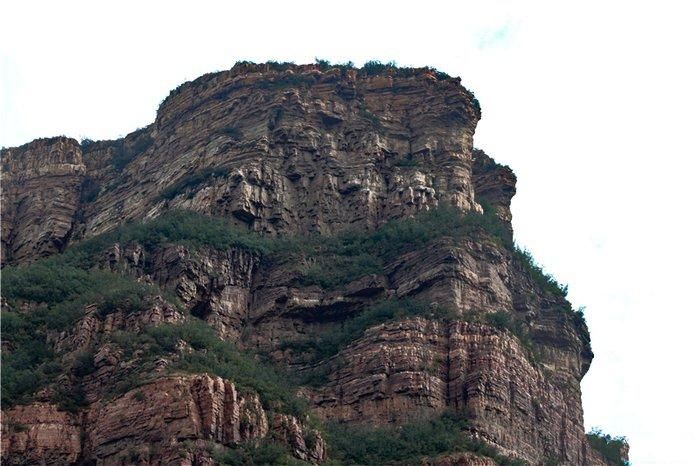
[0,63,626,466]
[1,137,85,265]
[0,403,82,465]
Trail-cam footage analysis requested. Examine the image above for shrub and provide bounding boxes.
[288,204,510,290]
[293,254,383,289]
[0,308,59,406]
[111,129,153,170]
[485,311,511,329]
[587,429,629,466]
[80,138,95,151]
[360,60,396,76]
[1,257,165,407]
[314,58,331,70]
[265,60,296,71]
[80,176,100,203]
[484,311,535,356]
[72,350,96,377]
[52,385,88,414]
[110,320,308,417]
[289,298,454,385]
[394,155,419,167]
[433,70,451,80]
[359,107,382,128]
[512,247,568,298]
[2,260,163,329]
[213,441,303,465]
[325,411,526,465]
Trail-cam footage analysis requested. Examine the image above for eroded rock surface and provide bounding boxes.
[1,63,626,465]
[1,137,85,264]
[1,374,325,465]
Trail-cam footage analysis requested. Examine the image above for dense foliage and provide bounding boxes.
[109,320,308,416]
[1,201,573,431]
[325,412,526,465]
[587,429,629,466]
[1,203,571,407]
[1,264,163,408]
[281,298,452,386]
[290,204,512,289]
[212,441,308,466]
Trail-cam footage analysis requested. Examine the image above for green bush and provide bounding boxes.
[80,138,95,151]
[293,254,383,289]
[587,429,629,466]
[314,58,331,70]
[1,256,165,408]
[360,60,396,76]
[2,260,162,329]
[52,384,88,414]
[484,311,535,356]
[111,129,153,170]
[287,204,511,290]
[80,176,101,203]
[394,155,419,167]
[110,320,308,417]
[265,60,297,71]
[213,441,306,465]
[1,340,56,407]
[325,411,526,465]
[512,248,568,298]
[71,350,96,377]
[286,298,454,385]
[358,107,382,128]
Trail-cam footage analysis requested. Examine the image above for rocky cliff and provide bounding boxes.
[1,62,627,465]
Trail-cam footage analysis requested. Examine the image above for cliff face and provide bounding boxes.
[1,137,85,264]
[1,63,625,465]
[2,62,481,265]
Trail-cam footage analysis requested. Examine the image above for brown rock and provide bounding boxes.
[1,63,622,465]
[1,403,82,465]
[1,137,85,265]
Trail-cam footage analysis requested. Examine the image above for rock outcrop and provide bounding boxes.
[1,403,82,465]
[2,63,482,266]
[1,137,85,264]
[1,62,626,465]
[1,374,326,465]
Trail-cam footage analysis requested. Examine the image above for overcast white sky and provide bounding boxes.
[2,1,699,464]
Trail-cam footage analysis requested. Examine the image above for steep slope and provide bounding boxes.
[0,62,627,465]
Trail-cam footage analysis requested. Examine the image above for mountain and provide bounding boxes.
[0,61,628,465]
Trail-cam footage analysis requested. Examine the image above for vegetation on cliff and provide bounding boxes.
[587,429,629,466]
[325,412,526,466]
[1,266,163,407]
[109,320,308,416]
[1,204,574,409]
[1,194,583,464]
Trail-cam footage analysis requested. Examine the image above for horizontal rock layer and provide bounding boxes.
[2,374,325,465]
[1,63,624,465]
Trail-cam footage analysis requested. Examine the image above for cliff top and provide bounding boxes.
[158,60,473,115]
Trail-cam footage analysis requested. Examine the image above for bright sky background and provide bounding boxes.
[2,1,699,464]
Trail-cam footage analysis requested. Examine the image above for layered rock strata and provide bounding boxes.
[1,63,625,465]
